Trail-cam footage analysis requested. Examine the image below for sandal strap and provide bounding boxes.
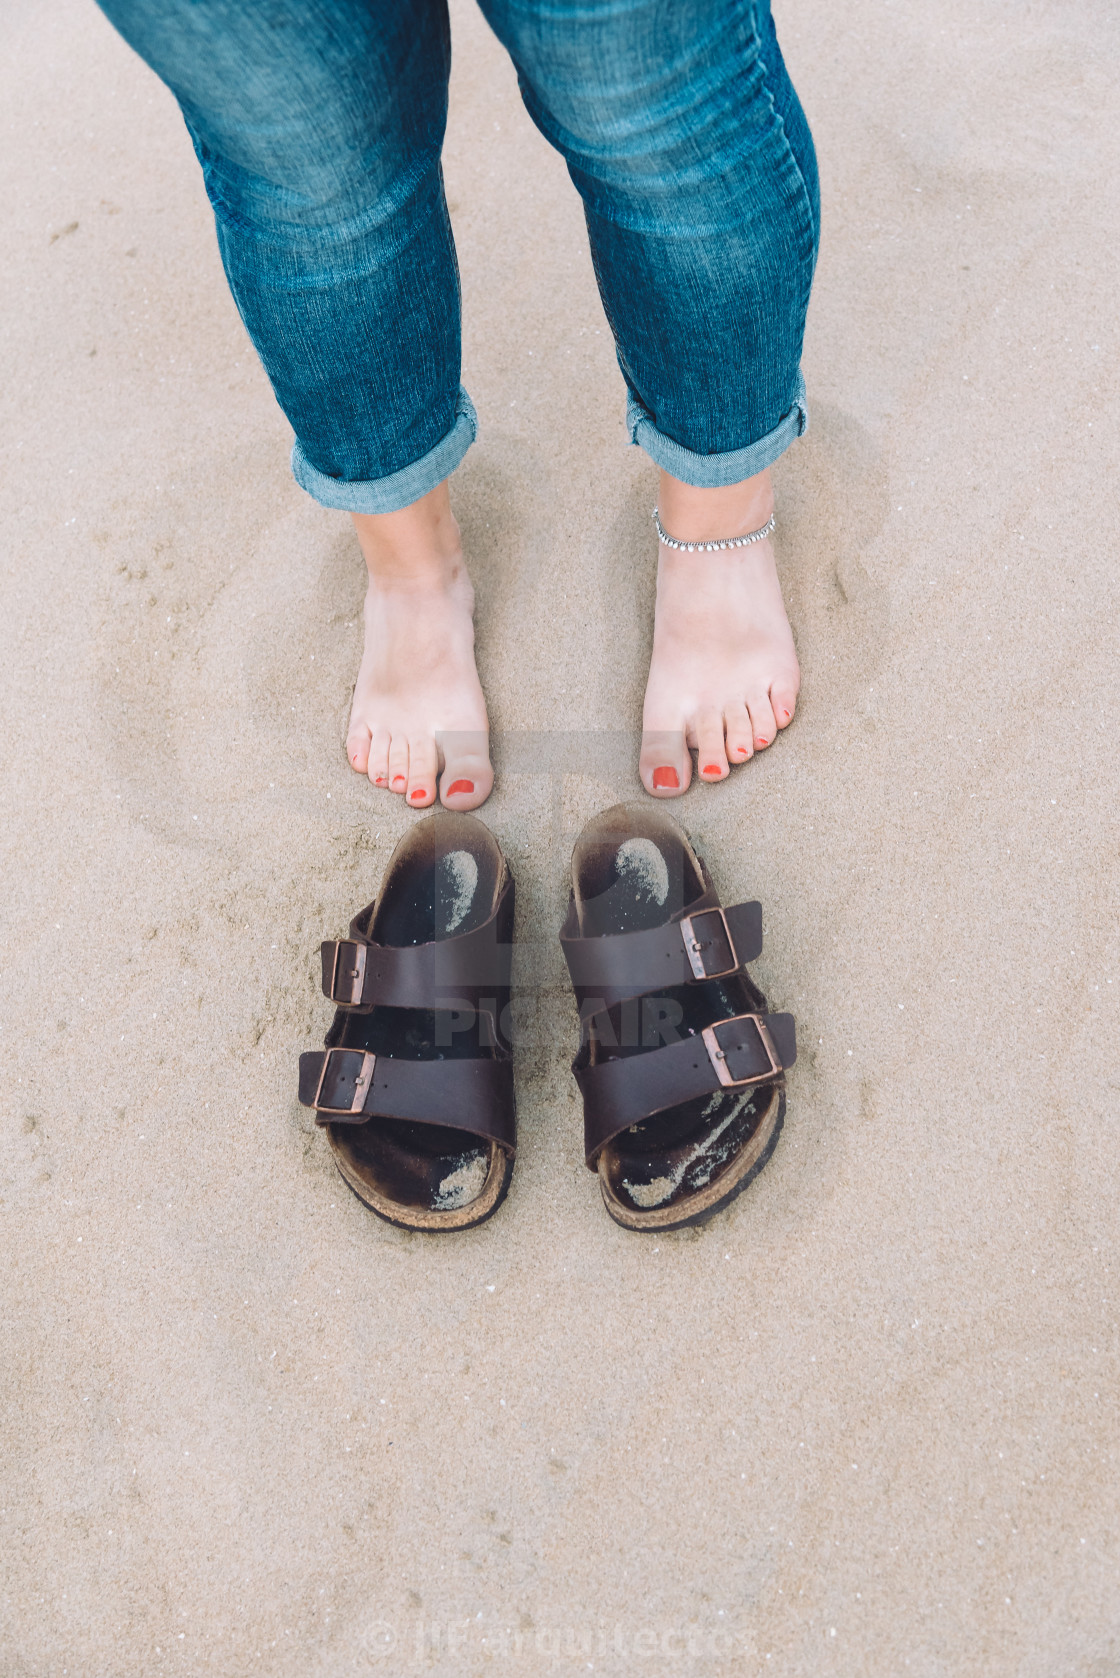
[298,1047,516,1152]
[576,1011,795,1163]
[322,879,513,1012]
[560,892,762,1014]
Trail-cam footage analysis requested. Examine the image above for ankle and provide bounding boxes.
[361,543,466,598]
[351,480,463,592]
[657,466,774,545]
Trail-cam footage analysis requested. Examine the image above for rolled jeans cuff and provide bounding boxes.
[291,387,478,514]
[626,373,808,487]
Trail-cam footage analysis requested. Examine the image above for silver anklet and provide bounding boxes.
[652,507,775,552]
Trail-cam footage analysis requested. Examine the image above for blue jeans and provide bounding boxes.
[97,0,819,513]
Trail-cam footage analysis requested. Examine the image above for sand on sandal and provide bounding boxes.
[2,0,1118,1672]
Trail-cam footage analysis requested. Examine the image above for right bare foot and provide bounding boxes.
[345,485,493,812]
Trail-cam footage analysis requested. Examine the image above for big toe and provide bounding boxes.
[438,731,493,811]
[639,730,691,798]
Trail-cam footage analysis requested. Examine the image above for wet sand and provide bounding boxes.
[2,0,1118,1672]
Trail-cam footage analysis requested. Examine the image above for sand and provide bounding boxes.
[2,0,1118,1672]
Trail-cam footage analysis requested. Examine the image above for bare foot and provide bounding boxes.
[639,467,799,797]
[345,484,492,811]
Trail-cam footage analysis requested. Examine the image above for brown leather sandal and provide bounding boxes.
[560,804,795,1232]
[298,813,515,1231]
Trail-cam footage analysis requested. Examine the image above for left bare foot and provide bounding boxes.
[639,466,800,797]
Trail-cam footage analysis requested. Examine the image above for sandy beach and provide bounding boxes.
[2,0,1118,1672]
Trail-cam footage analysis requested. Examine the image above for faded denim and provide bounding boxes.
[97,0,819,512]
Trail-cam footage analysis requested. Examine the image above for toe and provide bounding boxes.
[770,678,799,732]
[347,719,372,776]
[639,729,691,798]
[364,729,391,789]
[387,735,409,795]
[695,712,729,781]
[438,729,493,811]
[724,702,754,764]
[746,691,778,751]
[405,736,438,809]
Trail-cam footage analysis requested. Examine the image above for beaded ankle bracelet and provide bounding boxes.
[652,508,775,552]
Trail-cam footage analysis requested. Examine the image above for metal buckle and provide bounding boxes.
[679,908,738,980]
[701,1015,782,1088]
[313,1048,376,1115]
[327,941,368,1007]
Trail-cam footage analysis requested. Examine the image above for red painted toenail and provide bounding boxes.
[392,776,406,788]
[780,710,790,722]
[757,739,769,747]
[446,779,474,796]
[409,788,427,802]
[652,766,680,790]
[702,764,722,776]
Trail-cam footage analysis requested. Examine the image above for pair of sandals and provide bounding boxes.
[297,804,796,1233]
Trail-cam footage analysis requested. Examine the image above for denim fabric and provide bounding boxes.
[627,374,808,488]
[292,387,477,512]
[98,0,818,512]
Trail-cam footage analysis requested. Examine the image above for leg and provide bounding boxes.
[479,0,818,794]
[95,0,492,806]
[348,486,492,809]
